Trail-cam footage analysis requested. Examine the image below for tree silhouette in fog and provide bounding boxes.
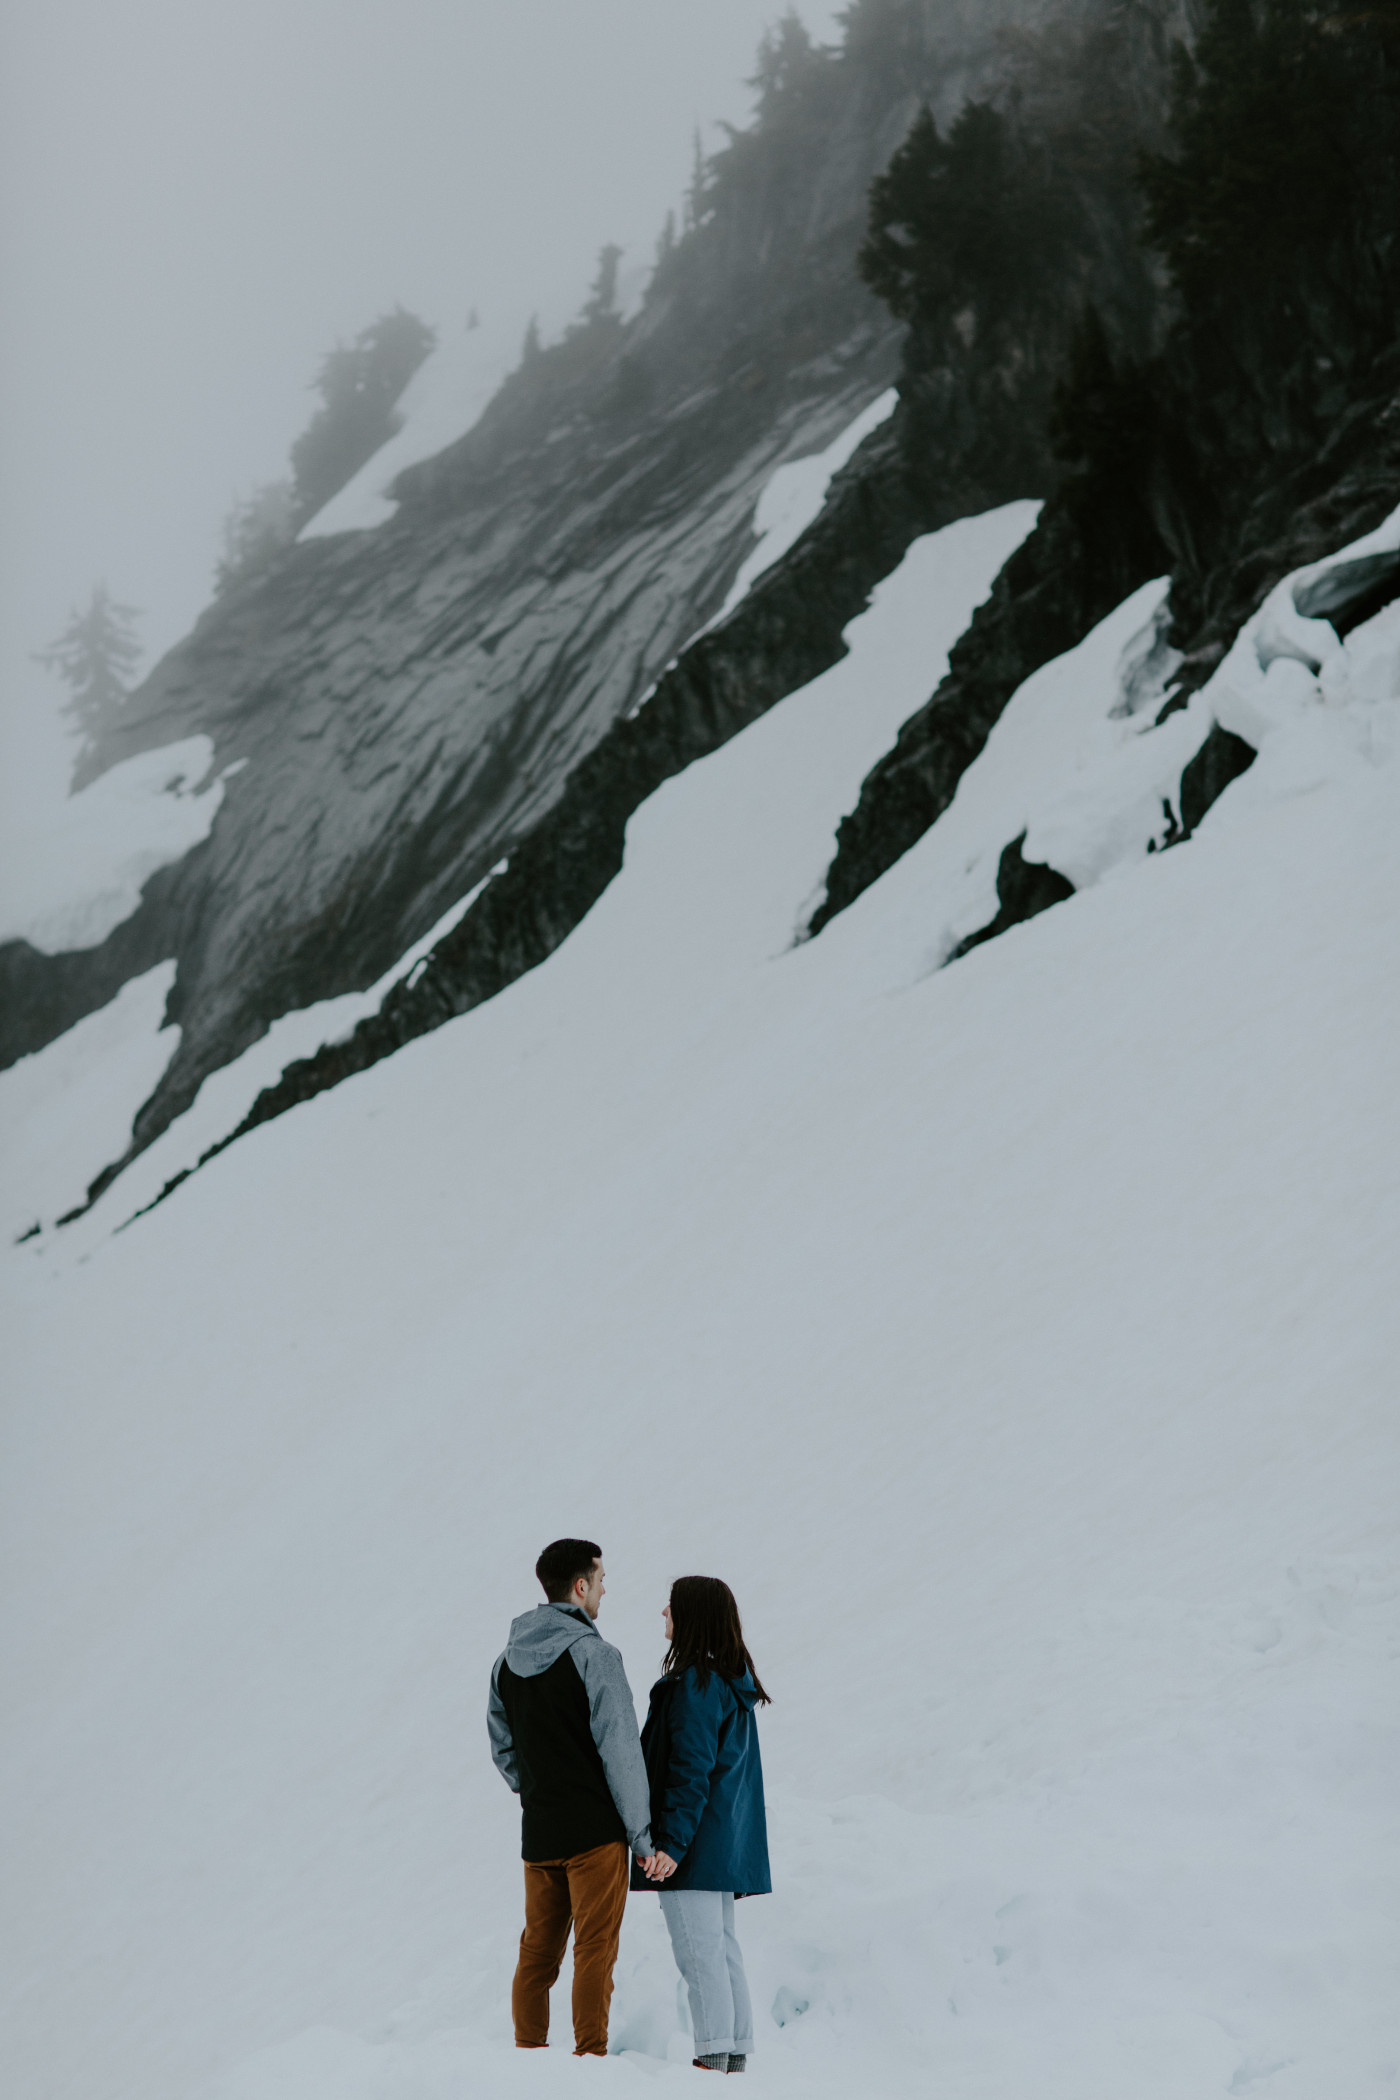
[37,585,142,760]
[290,307,436,521]
[580,244,623,327]
[859,101,1072,352]
[215,481,299,598]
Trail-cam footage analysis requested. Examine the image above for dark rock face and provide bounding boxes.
[1292,550,1400,637]
[15,0,1396,1232]
[806,0,1399,938]
[96,404,1031,1218]
[932,722,1257,971]
[948,834,1076,960]
[1159,375,1400,710]
[0,849,207,1070]
[809,378,1400,939]
[3,348,893,1095]
[806,499,1150,937]
[5,0,1065,1202]
[1178,725,1256,840]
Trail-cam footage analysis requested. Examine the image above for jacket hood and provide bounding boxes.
[504,1601,598,1678]
[653,1664,760,1709]
[729,1668,760,1712]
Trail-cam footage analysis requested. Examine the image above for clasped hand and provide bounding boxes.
[639,1851,678,1881]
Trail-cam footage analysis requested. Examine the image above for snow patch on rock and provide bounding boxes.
[0,735,225,954]
[711,387,898,625]
[298,315,537,541]
[840,501,1400,975]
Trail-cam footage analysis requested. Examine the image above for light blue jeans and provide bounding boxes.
[658,1888,754,2057]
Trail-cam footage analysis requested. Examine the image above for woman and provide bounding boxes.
[634,1575,772,2073]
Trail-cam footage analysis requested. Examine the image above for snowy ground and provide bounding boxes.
[3,488,1398,2100]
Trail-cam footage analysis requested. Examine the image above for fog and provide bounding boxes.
[0,0,844,813]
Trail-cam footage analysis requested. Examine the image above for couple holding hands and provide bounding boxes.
[488,1538,771,2071]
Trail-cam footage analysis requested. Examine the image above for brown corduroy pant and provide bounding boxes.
[512,1839,631,2056]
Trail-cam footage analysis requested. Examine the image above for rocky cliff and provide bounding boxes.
[5,0,1059,1183]
[5,0,1397,1231]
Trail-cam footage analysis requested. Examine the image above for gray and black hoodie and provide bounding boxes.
[488,1602,654,1863]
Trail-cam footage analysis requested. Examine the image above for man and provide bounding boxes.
[488,1538,665,2055]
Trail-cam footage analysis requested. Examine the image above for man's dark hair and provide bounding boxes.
[535,1538,602,1604]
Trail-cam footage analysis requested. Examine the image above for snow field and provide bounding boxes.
[3,497,1398,2100]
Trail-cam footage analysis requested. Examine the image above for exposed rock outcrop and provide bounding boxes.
[948,833,1076,960]
[6,0,1066,1194]
[808,0,1400,935]
[1177,725,1256,841]
[809,375,1400,936]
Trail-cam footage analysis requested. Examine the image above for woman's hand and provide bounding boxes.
[645,1852,678,1881]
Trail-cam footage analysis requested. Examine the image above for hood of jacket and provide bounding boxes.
[504,1601,599,1678]
[651,1664,760,1711]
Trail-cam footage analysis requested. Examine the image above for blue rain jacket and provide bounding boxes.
[631,1664,771,1895]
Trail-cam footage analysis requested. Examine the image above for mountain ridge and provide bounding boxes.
[7,0,1399,1233]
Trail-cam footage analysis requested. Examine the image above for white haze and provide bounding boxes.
[0,0,846,823]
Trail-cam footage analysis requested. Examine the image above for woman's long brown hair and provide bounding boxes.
[663,1575,771,1702]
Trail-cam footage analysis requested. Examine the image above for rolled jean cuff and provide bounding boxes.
[659,1888,754,2057]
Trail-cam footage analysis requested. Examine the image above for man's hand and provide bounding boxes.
[642,1851,678,1882]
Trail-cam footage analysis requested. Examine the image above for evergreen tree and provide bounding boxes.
[748,10,825,120]
[36,585,142,745]
[859,101,1070,352]
[1041,0,1398,631]
[581,243,623,326]
[1139,0,1400,346]
[684,127,712,232]
[1126,0,1400,606]
[837,0,930,72]
[1047,306,1181,583]
[215,481,297,597]
[290,306,436,521]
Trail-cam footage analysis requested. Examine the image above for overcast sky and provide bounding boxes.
[0,0,846,802]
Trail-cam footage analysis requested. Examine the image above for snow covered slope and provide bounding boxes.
[3,502,1397,2100]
